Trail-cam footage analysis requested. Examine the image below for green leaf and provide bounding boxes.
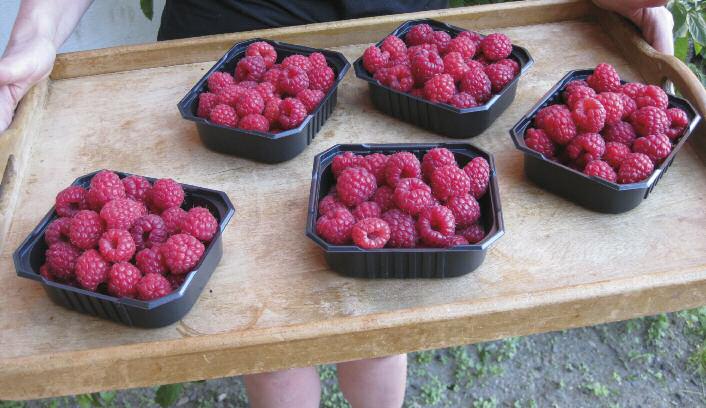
[99,391,116,406]
[671,1,689,37]
[688,12,706,45]
[155,384,183,408]
[695,41,703,55]
[140,0,154,20]
[674,36,690,61]
[76,395,94,408]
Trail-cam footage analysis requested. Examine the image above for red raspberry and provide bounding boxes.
[296,89,325,113]
[278,97,308,129]
[459,68,492,104]
[565,79,589,92]
[417,206,456,247]
[245,41,277,68]
[161,233,205,274]
[316,207,355,245]
[596,92,624,125]
[99,229,136,262]
[337,167,377,207]
[620,93,637,119]
[161,206,186,235]
[409,43,439,58]
[432,31,452,53]
[207,71,234,93]
[372,186,395,212]
[332,152,365,178]
[524,128,556,158]
[587,63,621,93]
[136,245,167,275]
[621,82,645,99]
[535,104,577,145]
[633,133,672,164]
[318,193,345,215]
[216,84,246,107]
[108,262,142,298]
[394,178,434,216]
[373,64,414,92]
[238,80,258,89]
[136,273,172,300]
[442,52,470,82]
[150,178,185,211]
[446,194,480,227]
[235,55,266,82]
[422,148,457,180]
[235,89,265,117]
[40,263,55,281]
[100,198,146,230]
[602,121,636,146]
[254,82,277,102]
[352,201,382,221]
[635,84,668,110]
[603,142,632,169]
[430,165,471,201]
[466,59,485,71]
[122,175,151,203]
[480,33,512,61]
[87,170,126,210]
[572,97,607,133]
[458,31,483,47]
[55,186,87,218]
[278,66,309,96]
[566,133,606,168]
[459,223,485,244]
[197,92,219,118]
[263,97,282,126]
[181,207,218,242]
[381,35,407,59]
[565,86,597,110]
[363,153,389,186]
[45,241,81,280]
[262,67,282,85]
[423,74,456,103]
[617,153,654,184]
[405,23,434,46]
[308,52,328,70]
[447,235,468,246]
[282,54,312,72]
[308,66,335,92]
[496,58,519,76]
[239,113,270,132]
[130,214,168,250]
[630,106,669,137]
[449,92,478,109]
[69,210,104,250]
[410,49,445,85]
[446,36,476,60]
[463,157,490,199]
[388,53,410,68]
[584,160,617,182]
[381,209,417,248]
[166,273,186,290]
[351,218,390,249]
[363,45,390,74]
[385,152,422,187]
[666,108,688,140]
[209,104,238,127]
[484,63,514,93]
[45,217,72,246]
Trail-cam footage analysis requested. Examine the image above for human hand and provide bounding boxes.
[593,0,674,55]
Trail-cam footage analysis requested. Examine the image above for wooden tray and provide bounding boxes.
[1,0,705,400]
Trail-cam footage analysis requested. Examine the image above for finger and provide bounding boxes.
[645,7,674,55]
[0,54,29,86]
[0,86,15,132]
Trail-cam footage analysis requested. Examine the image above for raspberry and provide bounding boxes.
[255,81,278,102]
[565,80,589,92]
[316,207,355,245]
[45,241,81,280]
[239,113,270,132]
[422,148,457,180]
[459,68,492,104]
[87,170,126,210]
[122,175,151,203]
[372,186,395,212]
[262,67,282,85]
[635,84,668,110]
[666,108,689,140]
[394,178,434,216]
[459,223,485,244]
[181,207,218,242]
[449,92,478,109]
[408,44,439,59]
[587,63,621,92]
[297,89,325,113]
[150,178,185,211]
[584,160,617,182]
[442,52,469,81]
[166,273,186,290]
[381,35,407,59]
[417,206,456,247]
[308,66,335,92]
[207,71,234,93]
[405,23,434,46]
[373,64,414,92]
[566,133,606,168]
[45,217,71,246]
[278,97,308,129]
[130,214,168,250]
[318,193,346,215]
[99,229,136,262]
[496,58,519,76]
[282,54,312,72]
[332,152,365,178]
[633,133,672,164]
[55,186,87,218]
[446,194,480,227]
[385,152,422,187]
[40,264,55,281]
[458,30,483,47]
[136,273,172,300]
[463,157,490,199]
[466,59,485,71]
[430,165,471,201]
[620,94,637,119]
[69,210,104,249]
[480,33,512,61]
[161,233,205,274]
[572,97,607,133]
[363,153,389,185]
[337,167,377,207]
[595,92,624,125]
[245,41,277,68]
[238,80,258,89]
[535,104,577,145]
[235,55,266,82]
[308,52,328,70]
[235,89,265,117]
[73,249,109,291]
[524,128,556,158]
[602,121,636,146]
[216,84,246,107]
[381,209,417,248]
[617,153,654,184]
[603,142,632,169]
[108,262,142,298]
[197,92,219,118]
[100,198,147,230]
[484,63,514,93]
[448,235,469,246]
[432,31,452,53]
[630,106,669,137]
[446,36,476,60]
[209,104,238,127]
[621,82,645,99]
[263,97,282,126]
[423,74,456,103]
[565,86,597,110]
[410,49,444,85]
[352,201,382,221]
[161,206,187,235]
[363,45,390,74]
[350,216,391,250]
[277,66,309,96]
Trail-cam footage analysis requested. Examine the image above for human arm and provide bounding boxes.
[592,0,674,55]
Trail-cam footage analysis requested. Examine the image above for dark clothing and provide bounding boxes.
[158,0,448,40]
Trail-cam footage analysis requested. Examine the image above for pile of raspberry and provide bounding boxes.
[197,41,336,133]
[362,23,519,108]
[524,63,690,184]
[41,170,219,301]
[316,148,491,249]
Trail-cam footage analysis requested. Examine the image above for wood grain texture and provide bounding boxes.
[2,10,706,401]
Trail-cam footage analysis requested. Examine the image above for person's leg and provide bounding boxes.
[336,354,407,408]
[243,367,321,408]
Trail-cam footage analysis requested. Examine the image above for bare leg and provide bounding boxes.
[243,367,321,408]
[336,354,408,408]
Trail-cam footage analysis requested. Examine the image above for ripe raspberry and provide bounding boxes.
[565,80,590,92]
[297,89,325,113]
[130,214,168,250]
[602,121,636,146]
[430,165,471,201]
[446,194,480,227]
[150,178,185,211]
[308,66,335,92]
[282,54,312,72]
[373,64,414,92]
[603,142,632,169]
[620,93,637,119]
[449,92,478,109]
[316,207,355,245]
[235,89,265,117]
[122,175,151,203]
[372,186,395,212]
[239,113,270,132]
[463,157,490,199]
[572,97,607,133]
[596,92,624,125]
[332,152,365,178]
[363,45,390,74]
[459,68,492,104]
[535,104,577,145]
[480,33,512,61]
[197,92,219,118]
[181,207,218,242]
[351,218,390,249]
[209,104,238,127]
[432,31,452,53]
[45,217,72,246]
[394,178,434,216]
[69,210,104,249]
[161,233,205,274]
[277,66,309,96]
[318,193,345,215]
[108,262,142,298]
[262,67,282,85]
[40,264,55,281]
[566,133,606,168]
[254,82,277,103]
[587,63,621,92]
[308,52,328,70]
[55,186,87,218]
[417,206,456,247]
[458,30,483,46]
[238,80,258,89]
[337,167,377,207]
[422,148,457,180]
[446,36,476,60]
[263,97,282,126]
[405,23,434,46]
[352,200,382,225]
[635,84,668,110]
[442,52,469,81]
[87,170,126,210]
[524,128,556,158]
[235,55,266,82]
[135,245,167,275]
[423,74,456,103]
[278,97,308,129]
[459,223,485,244]
[136,273,172,301]
[410,49,445,85]
[448,235,469,246]
[617,153,654,184]
[633,133,672,164]
[245,41,277,68]
[381,35,407,59]
[466,59,485,71]
[216,84,246,107]
[45,241,81,280]
[484,63,514,93]
[207,71,235,93]
[166,273,186,290]
[381,209,417,248]
[363,153,389,185]
[565,86,597,110]
[161,206,187,235]
[74,249,109,291]
[385,152,422,187]
[584,160,617,182]
[630,106,669,137]
[666,108,688,140]
[100,198,147,230]
[495,58,519,76]
[621,82,645,99]
[98,229,136,262]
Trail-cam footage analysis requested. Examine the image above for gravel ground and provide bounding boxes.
[4,308,706,408]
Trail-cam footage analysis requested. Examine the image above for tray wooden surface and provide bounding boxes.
[1,0,705,400]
